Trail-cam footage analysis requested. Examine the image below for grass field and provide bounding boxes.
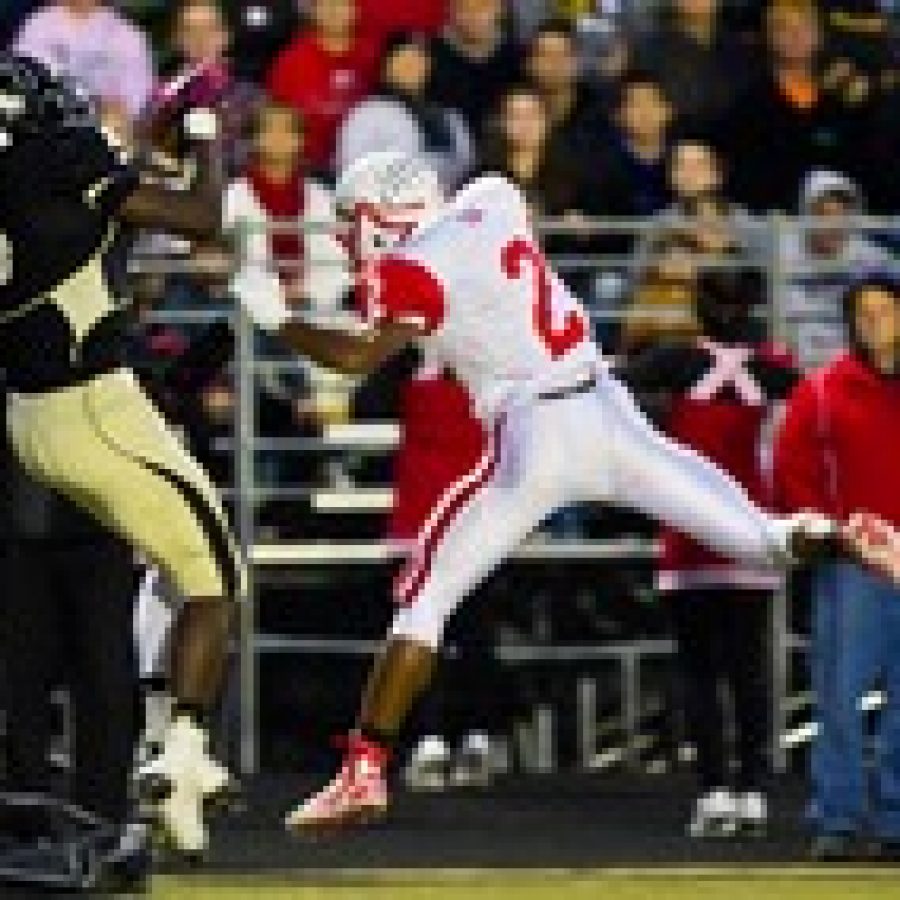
[150,869,900,899]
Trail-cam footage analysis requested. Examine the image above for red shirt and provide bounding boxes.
[357,0,446,42]
[266,30,379,170]
[388,370,486,542]
[621,339,797,591]
[774,352,900,526]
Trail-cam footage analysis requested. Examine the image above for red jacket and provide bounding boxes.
[357,0,446,42]
[388,370,486,543]
[267,30,379,170]
[774,352,900,525]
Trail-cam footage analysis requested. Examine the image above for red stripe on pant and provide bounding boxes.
[394,421,502,608]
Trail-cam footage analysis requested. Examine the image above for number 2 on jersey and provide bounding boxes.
[500,238,585,359]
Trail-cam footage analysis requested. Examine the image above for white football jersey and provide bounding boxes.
[360,176,599,420]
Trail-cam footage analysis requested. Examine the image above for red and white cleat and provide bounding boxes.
[284,735,389,833]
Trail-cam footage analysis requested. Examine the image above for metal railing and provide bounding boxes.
[131,213,898,775]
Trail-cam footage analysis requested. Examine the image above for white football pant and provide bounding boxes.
[391,373,787,648]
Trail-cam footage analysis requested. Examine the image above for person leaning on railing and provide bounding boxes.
[623,135,757,353]
[774,273,900,862]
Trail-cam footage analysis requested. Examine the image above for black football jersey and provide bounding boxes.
[0,125,139,390]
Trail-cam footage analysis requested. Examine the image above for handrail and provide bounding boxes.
[247,538,658,566]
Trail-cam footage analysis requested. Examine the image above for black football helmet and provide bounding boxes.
[0,53,96,142]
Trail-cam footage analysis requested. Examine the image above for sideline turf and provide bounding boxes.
[151,869,900,899]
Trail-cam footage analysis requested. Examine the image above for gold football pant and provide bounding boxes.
[7,368,240,600]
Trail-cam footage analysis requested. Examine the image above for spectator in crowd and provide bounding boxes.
[221,99,351,502]
[480,82,608,288]
[620,236,702,354]
[143,0,260,179]
[267,0,380,172]
[620,269,797,839]
[337,31,474,191]
[631,0,753,128]
[224,100,349,311]
[621,136,757,353]
[588,71,674,220]
[480,85,583,219]
[429,0,521,137]
[14,0,155,120]
[781,169,893,368]
[523,18,606,167]
[774,275,900,861]
[718,0,872,211]
[637,137,757,274]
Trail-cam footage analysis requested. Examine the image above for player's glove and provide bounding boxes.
[229,264,290,332]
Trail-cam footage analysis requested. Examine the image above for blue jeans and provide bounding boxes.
[811,562,900,838]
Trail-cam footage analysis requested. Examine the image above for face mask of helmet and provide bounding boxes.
[337,200,428,270]
[335,151,442,267]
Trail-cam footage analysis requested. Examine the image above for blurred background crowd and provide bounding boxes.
[1,0,900,850]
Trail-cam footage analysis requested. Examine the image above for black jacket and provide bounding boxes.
[717,70,871,212]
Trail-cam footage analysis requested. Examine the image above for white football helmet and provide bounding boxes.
[335,151,444,265]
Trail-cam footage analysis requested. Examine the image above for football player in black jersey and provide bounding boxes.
[0,54,237,855]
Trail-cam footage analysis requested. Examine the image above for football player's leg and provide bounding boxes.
[599,377,786,565]
[8,373,237,852]
[8,376,237,711]
[358,484,550,741]
[287,412,562,829]
[87,377,237,713]
[373,408,563,733]
[66,534,139,829]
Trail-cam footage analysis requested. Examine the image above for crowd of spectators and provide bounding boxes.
[2,0,900,835]
[3,0,896,353]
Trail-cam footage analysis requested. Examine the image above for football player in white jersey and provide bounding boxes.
[230,151,874,831]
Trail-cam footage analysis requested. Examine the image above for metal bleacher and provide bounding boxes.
[133,214,898,777]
